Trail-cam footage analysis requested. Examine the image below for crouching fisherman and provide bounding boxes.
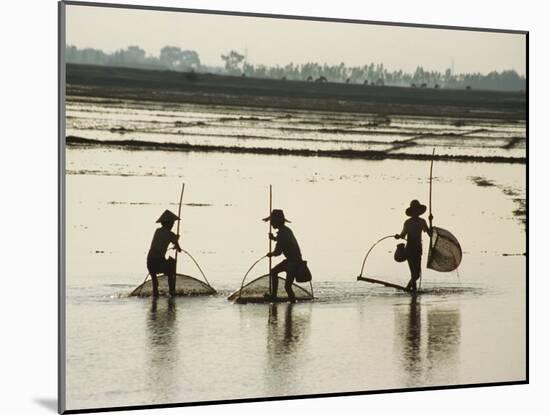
[147,210,182,297]
[263,209,303,303]
[395,200,432,293]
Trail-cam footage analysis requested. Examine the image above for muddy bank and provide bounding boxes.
[66,64,526,121]
[66,135,526,164]
[470,175,526,226]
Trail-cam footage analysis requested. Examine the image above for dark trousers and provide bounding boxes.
[147,257,176,297]
[406,247,422,292]
[270,259,296,300]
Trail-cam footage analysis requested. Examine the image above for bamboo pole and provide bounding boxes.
[175,183,185,271]
[429,148,435,231]
[268,185,273,296]
[357,277,410,293]
[357,234,395,278]
[425,148,435,282]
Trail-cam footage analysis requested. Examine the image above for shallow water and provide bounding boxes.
[66,97,526,160]
[64,99,526,411]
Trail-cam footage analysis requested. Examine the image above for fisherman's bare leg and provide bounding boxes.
[268,260,287,298]
[151,273,159,298]
[406,252,422,293]
[271,274,278,297]
[147,258,161,298]
[166,258,177,297]
[167,273,176,297]
[284,275,296,303]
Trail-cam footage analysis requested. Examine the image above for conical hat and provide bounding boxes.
[156,210,180,223]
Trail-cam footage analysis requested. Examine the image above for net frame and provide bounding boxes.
[129,273,216,297]
[228,274,314,303]
[427,226,462,272]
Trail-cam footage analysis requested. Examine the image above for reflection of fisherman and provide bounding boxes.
[263,209,302,302]
[147,210,182,298]
[268,303,298,350]
[395,200,432,293]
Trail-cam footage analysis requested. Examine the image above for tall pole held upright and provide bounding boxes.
[427,149,435,266]
[429,148,435,231]
[175,183,185,271]
[268,185,273,295]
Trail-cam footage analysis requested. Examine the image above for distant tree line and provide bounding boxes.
[65,45,201,71]
[66,45,526,92]
[238,58,525,91]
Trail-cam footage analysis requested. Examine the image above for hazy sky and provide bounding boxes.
[65,4,526,75]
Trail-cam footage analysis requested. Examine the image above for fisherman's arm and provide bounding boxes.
[395,224,407,239]
[170,232,182,252]
[268,232,284,257]
[268,241,283,257]
[423,218,433,236]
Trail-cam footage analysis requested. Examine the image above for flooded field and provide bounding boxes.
[63,96,526,411]
[66,96,525,161]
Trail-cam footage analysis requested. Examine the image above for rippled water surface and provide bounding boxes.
[64,98,526,411]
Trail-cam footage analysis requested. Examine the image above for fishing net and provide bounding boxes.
[228,274,313,303]
[427,227,462,272]
[130,274,216,297]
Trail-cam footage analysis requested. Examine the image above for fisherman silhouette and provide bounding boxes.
[263,209,302,302]
[147,210,182,297]
[395,200,433,293]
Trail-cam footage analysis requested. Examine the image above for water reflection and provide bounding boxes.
[264,303,311,395]
[395,297,461,387]
[426,306,461,384]
[147,298,178,342]
[400,296,422,382]
[145,298,179,401]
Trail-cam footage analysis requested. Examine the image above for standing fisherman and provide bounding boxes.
[395,200,432,293]
[263,209,303,302]
[147,210,182,297]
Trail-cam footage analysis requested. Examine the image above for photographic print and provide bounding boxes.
[59,1,527,412]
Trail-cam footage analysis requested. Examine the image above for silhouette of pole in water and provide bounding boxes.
[423,148,435,291]
[428,148,435,237]
[268,184,273,296]
[175,183,185,276]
